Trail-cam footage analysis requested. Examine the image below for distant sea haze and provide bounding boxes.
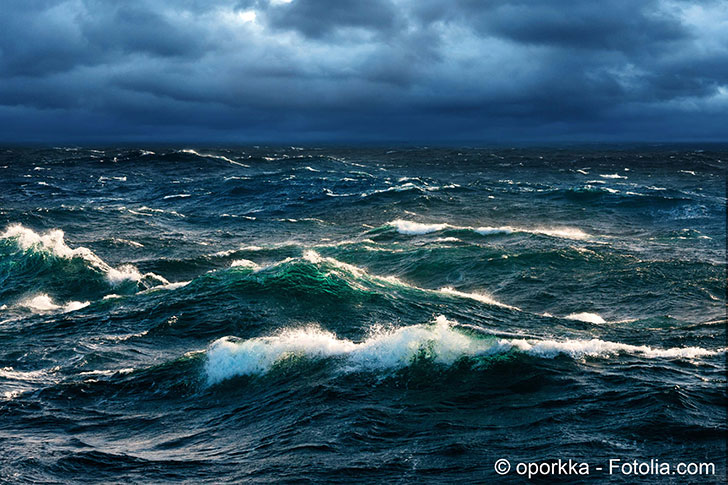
[0,146,725,483]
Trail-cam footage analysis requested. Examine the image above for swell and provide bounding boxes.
[152,249,520,315]
[4,224,721,328]
[24,315,720,402]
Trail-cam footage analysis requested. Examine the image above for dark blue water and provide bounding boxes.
[0,146,725,483]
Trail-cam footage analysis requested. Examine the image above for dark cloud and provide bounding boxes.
[0,0,726,142]
[264,0,400,38]
[428,0,689,52]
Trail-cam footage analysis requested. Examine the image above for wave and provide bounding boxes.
[387,220,449,235]
[553,185,696,207]
[151,249,518,315]
[205,316,723,384]
[127,206,186,218]
[230,259,260,270]
[385,219,590,240]
[564,312,606,324]
[1,224,167,286]
[234,250,519,309]
[437,287,519,310]
[15,294,89,313]
[322,181,463,199]
[162,193,192,200]
[178,149,250,167]
[0,224,169,302]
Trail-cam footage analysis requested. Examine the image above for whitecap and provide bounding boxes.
[1,224,168,287]
[230,259,260,270]
[474,226,514,236]
[17,294,89,313]
[438,287,520,310]
[179,149,250,167]
[388,219,449,235]
[564,312,606,324]
[387,219,590,240]
[205,316,723,384]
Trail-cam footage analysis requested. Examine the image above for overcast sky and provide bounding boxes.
[1,0,727,143]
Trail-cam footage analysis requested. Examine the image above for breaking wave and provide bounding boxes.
[0,224,169,302]
[564,312,607,324]
[385,219,590,240]
[15,294,89,313]
[205,316,722,384]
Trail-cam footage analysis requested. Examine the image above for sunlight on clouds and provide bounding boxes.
[221,9,257,25]
[664,0,728,52]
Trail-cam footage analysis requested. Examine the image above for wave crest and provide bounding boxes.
[15,294,89,313]
[385,220,590,240]
[1,224,167,287]
[0,225,169,306]
[205,316,722,384]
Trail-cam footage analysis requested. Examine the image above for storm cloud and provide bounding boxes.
[0,0,726,143]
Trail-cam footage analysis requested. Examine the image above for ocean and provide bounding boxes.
[0,146,725,483]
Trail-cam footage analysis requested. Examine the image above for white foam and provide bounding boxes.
[98,176,127,182]
[477,225,589,240]
[474,226,514,236]
[17,294,89,313]
[179,149,250,167]
[130,206,185,218]
[79,368,134,377]
[1,224,168,286]
[230,259,260,270]
[388,219,590,240]
[600,173,627,179]
[506,338,718,360]
[206,316,480,384]
[438,287,520,310]
[388,219,449,235]
[362,183,424,198]
[62,300,91,312]
[0,366,56,382]
[205,316,723,384]
[19,294,59,311]
[111,238,144,248]
[524,227,589,240]
[564,312,606,324]
[2,224,79,259]
[105,264,145,284]
[154,281,190,291]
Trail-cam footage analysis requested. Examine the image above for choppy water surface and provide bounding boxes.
[0,146,725,483]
